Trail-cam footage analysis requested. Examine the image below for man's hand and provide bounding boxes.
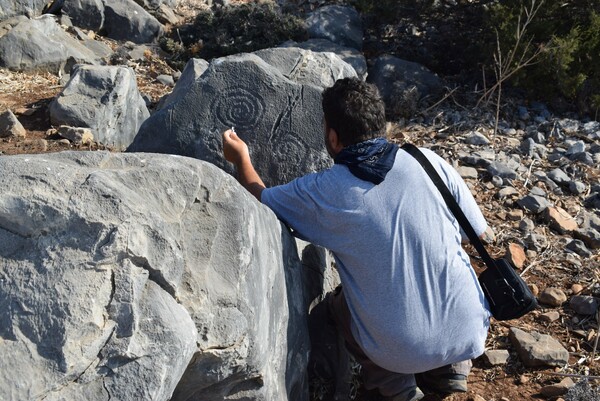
[222,129,266,201]
[223,129,249,166]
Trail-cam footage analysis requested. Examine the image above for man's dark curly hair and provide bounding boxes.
[322,78,386,147]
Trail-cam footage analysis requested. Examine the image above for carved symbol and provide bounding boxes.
[212,88,265,131]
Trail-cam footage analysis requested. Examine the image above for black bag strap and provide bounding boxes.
[401,143,495,268]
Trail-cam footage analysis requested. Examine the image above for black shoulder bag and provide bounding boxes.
[402,143,538,321]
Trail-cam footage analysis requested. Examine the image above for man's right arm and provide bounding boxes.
[222,129,265,201]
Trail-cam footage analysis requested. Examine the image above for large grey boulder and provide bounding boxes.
[254,47,357,89]
[129,51,355,186]
[281,38,368,79]
[0,0,46,20]
[156,58,210,111]
[62,0,105,31]
[305,5,363,50]
[49,65,150,150]
[367,55,443,115]
[103,0,163,43]
[0,15,101,73]
[0,151,314,401]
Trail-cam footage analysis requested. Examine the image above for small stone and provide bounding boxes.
[519,218,535,232]
[566,140,586,155]
[559,118,579,134]
[539,311,560,323]
[483,349,510,366]
[526,250,537,259]
[529,283,539,297]
[509,327,569,367]
[517,195,551,214]
[525,233,548,252]
[465,131,491,145]
[571,152,595,165]
[497,186,519,199]
[547,168,571,186]
[57,139,71,145]
[570,295,598,315]
[540,377,575,397]
[506,243,526,269]
[487,161,518,179]
[539,287,567,306]
[569,181,586,195]
[530,186,547,197]
[0,110,26,138]
[469,395,486,401]
[544,206,578,234]
[491,175,504,187]
[156,74,175,87]
[571,283,584,295]
[457,166,478,179]
[507,209,524,221]
[574,228,600,250]
[566,239,592,258]
[57,126,94,145]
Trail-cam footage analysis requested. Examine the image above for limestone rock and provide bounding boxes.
[0,151,313,401]
[544,206,578,234]
[509,327,569,367]
[540,378,575,398]
[0,109,26,137]
[465,131,490,145]
[281,38,367,79]
[517,194,552,214]
[570,296,598,315]
[0,0,47,20]
[574,227,600,250]
[367,55,443,113]
[103,0,163,44]
[539,287,567,306]
[57,125,94,144]
[0,15,101,73]
[457,166,478,179]
[62,0,105,31]
[128,52,354,187]
[50,65,149,150]
[483,349,510,366]
[254,46,357,89]
[305,5,362,50]
[155,58,209,111]
[506,243,526,269]
[539,311,560,323]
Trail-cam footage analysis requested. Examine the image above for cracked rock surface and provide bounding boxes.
[0,151,311,401]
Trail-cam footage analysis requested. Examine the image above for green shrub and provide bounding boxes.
[160,2,307,68]
[486,0,600,115]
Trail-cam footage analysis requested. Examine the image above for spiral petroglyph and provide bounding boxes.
[212,88,265,131]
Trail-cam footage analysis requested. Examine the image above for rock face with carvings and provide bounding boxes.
[0,151,316,401]
[129,48,357,187]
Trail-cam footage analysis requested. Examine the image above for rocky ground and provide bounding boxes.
[0,2,599,401]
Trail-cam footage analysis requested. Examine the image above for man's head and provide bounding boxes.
[322,78,386,149]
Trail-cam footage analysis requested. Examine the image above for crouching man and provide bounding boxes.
[222,78,493,401]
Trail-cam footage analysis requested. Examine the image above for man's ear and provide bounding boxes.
[327,128,344,155]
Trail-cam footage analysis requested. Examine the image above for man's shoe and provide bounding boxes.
[416,373,468,395]
[383,386,425,401]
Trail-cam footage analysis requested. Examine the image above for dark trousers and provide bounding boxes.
[317,287,472,398]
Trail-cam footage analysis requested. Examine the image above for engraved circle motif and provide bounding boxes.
[212,88,265,131]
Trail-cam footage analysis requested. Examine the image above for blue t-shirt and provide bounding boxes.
[262,147,490,373]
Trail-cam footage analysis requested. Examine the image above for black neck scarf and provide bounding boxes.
[334,137,399,184]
